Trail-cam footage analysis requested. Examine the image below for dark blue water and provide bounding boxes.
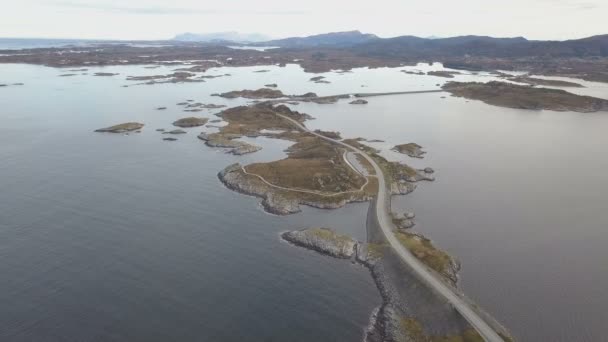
[0,64,380,341]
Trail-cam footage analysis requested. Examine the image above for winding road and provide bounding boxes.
[275,113,505,342]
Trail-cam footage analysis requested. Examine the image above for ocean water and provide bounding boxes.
[1,62,607,341]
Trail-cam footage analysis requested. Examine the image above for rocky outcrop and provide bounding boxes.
[281,228,357,259]
[93,72,119,76]
[350,99,369,105]
[172,117,208,127]
[95,122,144,133]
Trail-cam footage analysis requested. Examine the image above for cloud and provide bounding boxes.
[50,1,309,15]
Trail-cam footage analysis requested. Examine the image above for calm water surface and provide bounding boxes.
[1,62,607,341]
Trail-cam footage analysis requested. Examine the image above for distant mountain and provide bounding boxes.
[262,31,379,48]
[173,32,271,43]
[350,34,608,58]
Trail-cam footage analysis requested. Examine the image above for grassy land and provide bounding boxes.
[246,135,367,193]
[395,231,455,281]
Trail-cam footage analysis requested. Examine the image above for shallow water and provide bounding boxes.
[1,62,607,341]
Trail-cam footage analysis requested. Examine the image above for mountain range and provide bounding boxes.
[172,30,608,58]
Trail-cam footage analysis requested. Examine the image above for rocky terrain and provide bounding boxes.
[95,122,144,133]
[443,81,608,113]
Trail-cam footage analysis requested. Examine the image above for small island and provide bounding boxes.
[443,81,608,113]
[217,88,285,99]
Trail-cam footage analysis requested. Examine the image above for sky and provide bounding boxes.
[1,0,606,41]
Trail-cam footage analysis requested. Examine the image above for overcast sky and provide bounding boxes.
[2,0,606,40]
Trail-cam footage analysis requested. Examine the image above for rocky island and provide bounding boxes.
[443,81,608,113]
[392,143,426,158]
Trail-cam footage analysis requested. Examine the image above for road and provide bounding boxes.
[276,113,504,342]
[266,89,444,104]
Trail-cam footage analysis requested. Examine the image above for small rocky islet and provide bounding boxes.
[172,117,209,128]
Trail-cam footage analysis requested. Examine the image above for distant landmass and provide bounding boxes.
[260,30,379,48]
[172,32,271,43]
